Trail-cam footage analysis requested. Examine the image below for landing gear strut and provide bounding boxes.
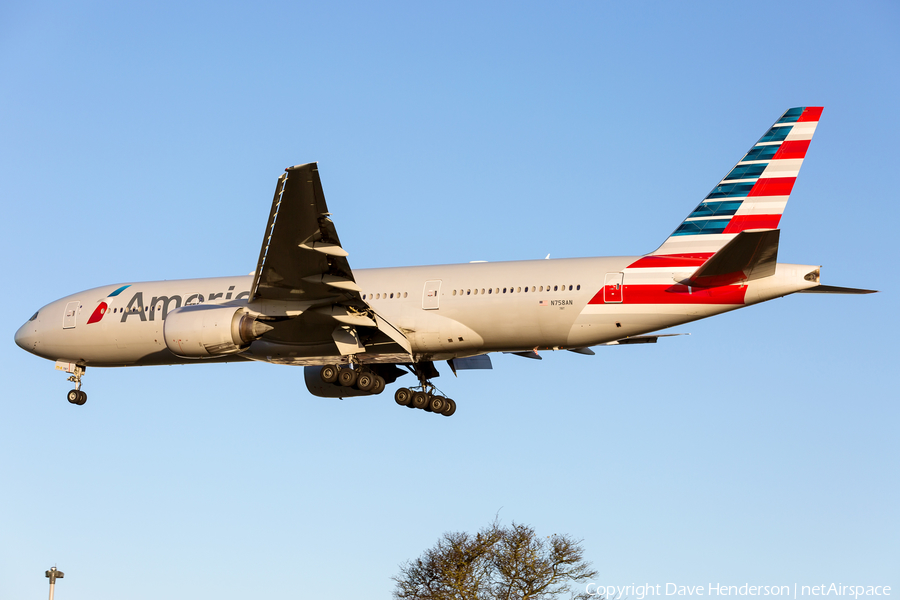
[65,364,87,406]
[393,363,456,417]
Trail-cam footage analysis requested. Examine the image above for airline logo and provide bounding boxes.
[86,285,131,324]
[670,106,822,240]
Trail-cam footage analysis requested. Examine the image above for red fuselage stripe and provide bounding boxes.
[588,284,746,305]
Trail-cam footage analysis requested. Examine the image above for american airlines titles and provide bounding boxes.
[119,287,251,322]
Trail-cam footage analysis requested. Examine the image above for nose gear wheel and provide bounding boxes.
[64,364,87,406]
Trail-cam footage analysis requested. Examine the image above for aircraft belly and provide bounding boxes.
[568,303,740,346]
[406,311,484,355]
[415,299,580,352]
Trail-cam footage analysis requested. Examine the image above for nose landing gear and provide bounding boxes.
[63,363,87,405]
[67,389,87,405]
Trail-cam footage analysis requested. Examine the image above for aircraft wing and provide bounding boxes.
[247,163,411,361]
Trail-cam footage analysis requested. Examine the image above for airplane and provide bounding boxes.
[14,107,875,416]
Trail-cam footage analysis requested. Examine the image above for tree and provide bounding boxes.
[392,520,599,600]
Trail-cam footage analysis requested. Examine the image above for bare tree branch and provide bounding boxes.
[393,520,599,600]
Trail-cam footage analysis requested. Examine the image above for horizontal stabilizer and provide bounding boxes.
[797,285,877,294]
[689,229,780,287]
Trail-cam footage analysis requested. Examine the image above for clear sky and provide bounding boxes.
[2,1,898,599]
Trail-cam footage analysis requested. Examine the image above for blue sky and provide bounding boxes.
[2,1,898,599]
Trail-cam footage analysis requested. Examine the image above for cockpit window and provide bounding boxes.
[29,311,39,321]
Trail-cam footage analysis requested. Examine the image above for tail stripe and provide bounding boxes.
[722,214,781,233]
[797,107,823,122]
[773,140,810,160]
[651,107,822,255]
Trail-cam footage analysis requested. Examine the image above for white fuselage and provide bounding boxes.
[14,257,820,368]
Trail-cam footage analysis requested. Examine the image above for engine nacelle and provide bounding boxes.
[303,366,377,398]
[164,305,272,358]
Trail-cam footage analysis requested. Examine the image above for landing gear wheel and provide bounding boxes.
[372,375,385,395]
[320,364,339,384]
[338,367,358,387]
[411,391,429,410]
[356,371,375,392]
[67,389,80,404]
[428,395,446,414]
[394,387,412,406]
[76,391,87,405]
[440,398,456,417]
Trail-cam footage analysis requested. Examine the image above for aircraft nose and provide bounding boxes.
[15,320,38,352]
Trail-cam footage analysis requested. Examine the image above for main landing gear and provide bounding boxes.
[319,361,456,417]
[66,364,87,406]
[319,364,386,395]
[393,362,456,417]
[393,387,456,417]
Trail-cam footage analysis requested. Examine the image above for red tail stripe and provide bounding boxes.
[722,214,781,234]
[797,107,823,122]
[748,177,796,197]
[773,140,810,160]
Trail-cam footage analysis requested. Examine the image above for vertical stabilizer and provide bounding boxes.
[651,107,822,257]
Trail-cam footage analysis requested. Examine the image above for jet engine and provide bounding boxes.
[164,305,272,358]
